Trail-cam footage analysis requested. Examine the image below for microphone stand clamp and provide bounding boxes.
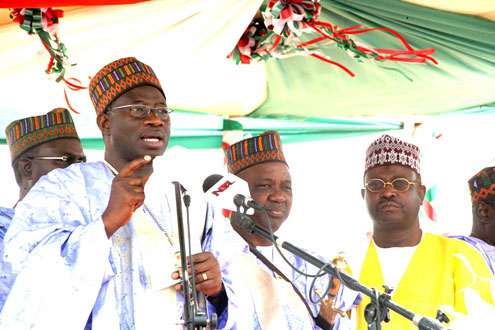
[364,286,393,330]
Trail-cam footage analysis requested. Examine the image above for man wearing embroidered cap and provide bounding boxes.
[205,131,360,329]
[449,166,495,275]
[4,107,85,204]
[1,57,233,329]
[350,134,495,329]
[0,107,85,312]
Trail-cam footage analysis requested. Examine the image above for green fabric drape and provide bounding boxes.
[250,0,495,119]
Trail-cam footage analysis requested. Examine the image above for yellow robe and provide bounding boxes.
[355,233,494,329]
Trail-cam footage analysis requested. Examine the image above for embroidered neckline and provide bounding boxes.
[102,159,119,176]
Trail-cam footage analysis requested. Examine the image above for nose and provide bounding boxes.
[143,109,166,126]
[269,186,288,203]
[381,183,397,198]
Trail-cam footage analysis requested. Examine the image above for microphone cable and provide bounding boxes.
[250,206,347,304]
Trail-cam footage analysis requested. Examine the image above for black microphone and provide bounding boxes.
[174,182,191,207]
[233,194,263,211]
[202,174,223,193]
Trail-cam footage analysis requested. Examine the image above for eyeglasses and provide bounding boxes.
[26,154,87,164]
[107,104,174,120]
[365,178,418,193]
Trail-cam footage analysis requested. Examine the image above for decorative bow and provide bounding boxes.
[10,8,87,113]
[229,0,438,77]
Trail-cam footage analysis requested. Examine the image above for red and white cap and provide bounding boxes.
[365,134,421,176]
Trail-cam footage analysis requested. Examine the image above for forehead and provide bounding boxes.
[365,164,418,181]
[239,162,291,181]
[113,85,166,105]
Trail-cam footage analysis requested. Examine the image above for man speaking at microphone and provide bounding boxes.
[204,131,358,330]
[0,57,233,329]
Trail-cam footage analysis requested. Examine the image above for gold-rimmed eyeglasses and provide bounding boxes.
[365,178,418,193]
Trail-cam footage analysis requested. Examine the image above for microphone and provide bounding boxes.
[177,182,191,207]
[202,173,262,214]
[233,194,263,211]
[202,174,223,193]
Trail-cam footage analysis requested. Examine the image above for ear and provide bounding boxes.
[96,112,111,136]
[361,188,365,199]
[18,158,33,180]
[476,200,490,223]
[418,184,426,202]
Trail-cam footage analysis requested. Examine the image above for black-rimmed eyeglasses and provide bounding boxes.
[107,104,173,120]
[26,154,87,164]
[365,178,418,193]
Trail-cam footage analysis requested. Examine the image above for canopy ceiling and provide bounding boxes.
[0,0,493,148]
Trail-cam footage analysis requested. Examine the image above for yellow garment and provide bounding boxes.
[355,233,494,329]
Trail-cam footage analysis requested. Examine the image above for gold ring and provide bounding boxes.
[202,273,208,281]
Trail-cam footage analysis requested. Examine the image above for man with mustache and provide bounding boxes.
[353,134,495,329]
[205,131,358,329]
[449,166,495,275]
[0,57,234,329]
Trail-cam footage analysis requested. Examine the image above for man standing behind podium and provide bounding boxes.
[0,57,232,329]
[353,134,495,329]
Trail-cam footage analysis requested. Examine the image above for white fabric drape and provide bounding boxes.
[0,0,265,123]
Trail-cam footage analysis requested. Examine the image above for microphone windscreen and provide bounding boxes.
[202,174,224,192]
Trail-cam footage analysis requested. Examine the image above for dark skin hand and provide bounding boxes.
[102,155,151,238]
[171,252,223,297]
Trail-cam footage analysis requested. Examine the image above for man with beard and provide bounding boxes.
[0,57,234,329]
[204,131,359,329]
[352,134,494,329]
[449,166,495,275]
[0,108,85,311]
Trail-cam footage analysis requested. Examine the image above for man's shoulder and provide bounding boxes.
[35,161,109,188]
[423,232,492,265]
[0,207,14,239]
[0,207,14,220]
[24,161,111,203]
[448,235,492,249]
[423,232,472,251]
[48,161,106,178]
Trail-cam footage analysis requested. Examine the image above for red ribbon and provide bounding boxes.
[310,53,355,77]
[309,21,437,64]
[62,77,88,114]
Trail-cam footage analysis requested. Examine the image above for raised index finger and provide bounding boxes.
[119,155,152,178]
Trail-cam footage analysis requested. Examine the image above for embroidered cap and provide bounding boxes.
[468,166,495,202]
[365,134,421,175]
[89,57,164,114]
[225,131,287,174]
[5,108,79,162]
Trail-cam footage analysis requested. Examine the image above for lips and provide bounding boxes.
[142,137,161,142]
[265,207,286,218]
[140,131,164,146]
[379,202,401,210]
